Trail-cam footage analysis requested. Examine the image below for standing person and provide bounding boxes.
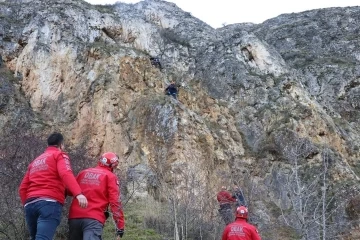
[222,206,261,240]
[233,185,246,207]
[19,132,88,240]
[68,152,125,240]
[217,186,236,225]
[165,81,178,99]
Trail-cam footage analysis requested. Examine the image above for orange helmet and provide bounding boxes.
[99,152,119,168]
[236,206,248,219]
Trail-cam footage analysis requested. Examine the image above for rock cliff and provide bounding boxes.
[1,0,359,239]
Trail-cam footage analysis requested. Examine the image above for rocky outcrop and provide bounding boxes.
[1,0,359,239]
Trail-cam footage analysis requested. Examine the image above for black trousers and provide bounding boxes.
[218,204,234,225]
[68,218,103,240]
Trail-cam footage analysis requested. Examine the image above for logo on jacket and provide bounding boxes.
[80,171,102,186]
[33,158,46,166]
[230,225,245,236]
[30,157,48,174]
[84,172,101,180]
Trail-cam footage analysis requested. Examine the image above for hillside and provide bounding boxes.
[0,0,359,239]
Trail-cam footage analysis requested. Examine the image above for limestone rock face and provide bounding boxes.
[1,0,360,238]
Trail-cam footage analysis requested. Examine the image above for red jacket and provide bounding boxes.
[69,165,125,229]
[222,218,261,240]
[19,146,82,205]
[217,190,236,204]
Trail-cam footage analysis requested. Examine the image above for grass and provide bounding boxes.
[102,200,163,240]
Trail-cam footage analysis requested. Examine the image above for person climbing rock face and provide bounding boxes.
[150,56,162,69]
[233,185,246,207]
[217,186,237,225]
[165,81,178,99]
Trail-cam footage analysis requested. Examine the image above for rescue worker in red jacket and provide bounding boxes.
[19,132,88,240]
[222,206,261,240]
[68,152,125,239]
[217,186,237,225]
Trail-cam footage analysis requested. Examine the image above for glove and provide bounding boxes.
[116,229,124,238]
[104,211,110,220]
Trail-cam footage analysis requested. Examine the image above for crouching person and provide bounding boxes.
[68,152,125,239]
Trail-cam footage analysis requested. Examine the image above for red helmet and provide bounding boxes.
[99,152,119,168]
[236,206,248,219]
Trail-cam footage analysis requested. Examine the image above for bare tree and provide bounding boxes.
[0,128,45,240]
[274,131,345,240]
[320,148,329,240]
[0,124,96,240]
[141,161,224,240]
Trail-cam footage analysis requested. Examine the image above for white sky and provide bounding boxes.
[85,0,360,28]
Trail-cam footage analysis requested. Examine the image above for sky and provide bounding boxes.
[85,0,360,28]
